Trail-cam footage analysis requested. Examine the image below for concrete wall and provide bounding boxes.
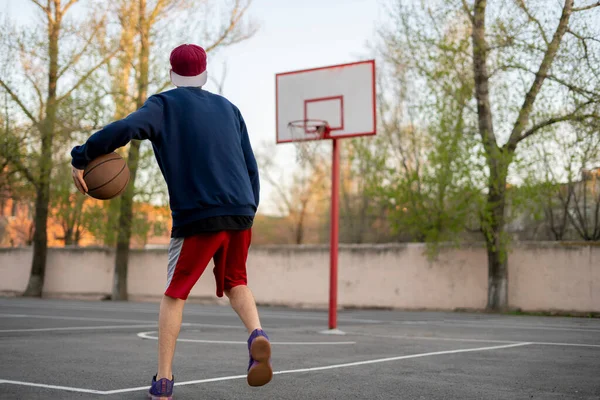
[0,243,598,312]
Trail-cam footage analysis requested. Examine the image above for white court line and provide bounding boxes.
[354,333,521,344]
[352,332,600,348]
[530,341,600,348]
[101,374,249,395]
[0,342,530,395]
[101,342,534,395]
[0,313,240,329]
[3,303,599,329]
[0,324,160,333]
[0,379,105,394]
[9,302,600,329]
[136,331,356,345]
[0,313,157,324]
[393,320,600,333]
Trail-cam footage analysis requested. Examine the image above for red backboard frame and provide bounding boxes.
[275,60,376,144]
[304,96,344,132]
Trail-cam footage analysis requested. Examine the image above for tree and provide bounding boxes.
[110,0,257,300]
[375,15,483,245]
[468,0,599,308]
[537,125,600,240]
[51,163,87,245]
[0,0,116,296]
[339,140,380,243]
[516,122,600,241]
[257,144,329,244]
[383,0,600,310]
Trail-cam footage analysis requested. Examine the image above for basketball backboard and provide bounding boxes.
[275,60,376,143]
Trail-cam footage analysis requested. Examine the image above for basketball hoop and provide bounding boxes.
[287,119,330,163]
[275,60,377,332]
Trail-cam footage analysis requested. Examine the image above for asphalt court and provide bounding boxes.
[1,298,599,399]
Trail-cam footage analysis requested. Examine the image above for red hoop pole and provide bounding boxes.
[329,138,340,330]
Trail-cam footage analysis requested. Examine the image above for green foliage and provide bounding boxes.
[364,2,486,248]
[50,163,87,245]
[82,198,165,247]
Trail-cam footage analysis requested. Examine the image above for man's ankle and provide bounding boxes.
[156,373,173,381]
[248,326,262,334]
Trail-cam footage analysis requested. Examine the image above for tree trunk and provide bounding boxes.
[483,159,510,311]
[112,0,149,300]
[64,230,74,246]
[24,111,55,297]
[23,183,50,296]
[112,140,141,300]
[295,210,305,245]
[471,0,509,311]
[23,11,60,297]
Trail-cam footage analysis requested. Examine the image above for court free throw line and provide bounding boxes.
[0,342,531,395]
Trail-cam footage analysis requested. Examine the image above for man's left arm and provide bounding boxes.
[70,96,163,193]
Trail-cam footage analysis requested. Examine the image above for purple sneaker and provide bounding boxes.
[148,375,174,400]
[247,329,273,387]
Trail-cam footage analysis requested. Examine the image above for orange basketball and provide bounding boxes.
[83,152,130,200]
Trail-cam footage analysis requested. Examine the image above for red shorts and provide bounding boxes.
[164,229,252,300]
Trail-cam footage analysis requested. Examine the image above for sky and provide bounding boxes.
[2,0,383,214]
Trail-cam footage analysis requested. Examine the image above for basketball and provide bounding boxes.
[83,152,130,200]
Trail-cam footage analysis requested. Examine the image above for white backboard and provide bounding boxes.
[276,60,376,143]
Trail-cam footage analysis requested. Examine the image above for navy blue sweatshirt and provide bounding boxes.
[71,87,259,228]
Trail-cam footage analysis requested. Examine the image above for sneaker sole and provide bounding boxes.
[247,336,273,387]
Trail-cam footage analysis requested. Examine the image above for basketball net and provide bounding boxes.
[287,119,330,164]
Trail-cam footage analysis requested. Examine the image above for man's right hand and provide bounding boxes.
[72,166,88,195]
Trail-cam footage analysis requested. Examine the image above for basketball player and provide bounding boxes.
[71,44,271,400]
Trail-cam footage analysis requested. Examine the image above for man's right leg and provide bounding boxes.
[225,285,272,387]
[219,230,272,387]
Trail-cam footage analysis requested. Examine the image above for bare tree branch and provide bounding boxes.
[205,0,256,53]
[567,28,600,45]
[516,0,549,45]
[573,1,600,12]
[24,74,45,119]
[507,0,574,149]
[0,140,38,188]
[0,79,39,125]
[501,63,599,100]
[57,47,120,104]
[460,0,474,23]
[30,0,50,14]
[208,62,228,95]
[155,79,173,94]
[149,0,168,25]
[62,0,79,14]
[518,113,598,143]
[57,18,105,80]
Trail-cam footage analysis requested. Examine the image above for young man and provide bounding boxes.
[71,44,272,400]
